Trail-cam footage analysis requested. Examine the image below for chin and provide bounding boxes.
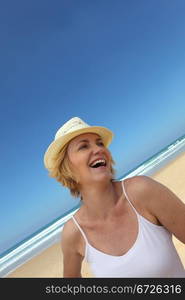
[93,173,112,181]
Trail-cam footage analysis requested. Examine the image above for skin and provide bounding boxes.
[61,133,185,277]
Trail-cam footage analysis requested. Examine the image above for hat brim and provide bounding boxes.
[44,126,114,169]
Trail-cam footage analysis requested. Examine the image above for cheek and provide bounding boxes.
[106,149,112,160]
[67,152,77,170]
[69,154,83,169]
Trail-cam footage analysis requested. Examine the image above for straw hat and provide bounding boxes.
[44,117,114,169]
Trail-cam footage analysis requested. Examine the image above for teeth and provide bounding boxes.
[90,159,106,167]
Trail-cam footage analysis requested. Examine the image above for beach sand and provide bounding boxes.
[8,152,185,278]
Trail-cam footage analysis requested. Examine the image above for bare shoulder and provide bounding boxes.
[123,175,155,204]
[61,218,82,254]
[124,174,183,203]
[124,174,180,209]
[124,175,163,201]
[124,174,155,191]
[61,218,84,277]
[123,175,166,223]
[125,175,185,243]
[124,175,150,190]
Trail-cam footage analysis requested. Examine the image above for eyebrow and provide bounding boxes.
[77,137,102,145]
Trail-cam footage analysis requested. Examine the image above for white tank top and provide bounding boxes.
[71,180,185,277]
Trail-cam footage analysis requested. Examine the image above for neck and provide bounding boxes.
[79,179,122,221]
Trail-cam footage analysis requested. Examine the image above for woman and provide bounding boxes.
[44,117,185,278]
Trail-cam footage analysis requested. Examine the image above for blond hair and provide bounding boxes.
[47,143,116,199]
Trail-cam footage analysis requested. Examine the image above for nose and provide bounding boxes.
[92,144,104,154]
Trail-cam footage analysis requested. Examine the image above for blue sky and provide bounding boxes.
[1,0,185,254]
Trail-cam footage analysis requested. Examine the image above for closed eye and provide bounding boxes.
[78,142,104,150]
[79,144,88,149]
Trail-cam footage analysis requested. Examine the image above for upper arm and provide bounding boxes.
[133,175,185,244]
[61,221,84,277]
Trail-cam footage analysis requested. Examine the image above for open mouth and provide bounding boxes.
[89,160,107,169]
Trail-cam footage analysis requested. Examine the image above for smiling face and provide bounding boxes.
[66,132,113,186]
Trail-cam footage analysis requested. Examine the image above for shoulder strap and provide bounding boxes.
[121,179,139,216]
[71,215,88,244]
